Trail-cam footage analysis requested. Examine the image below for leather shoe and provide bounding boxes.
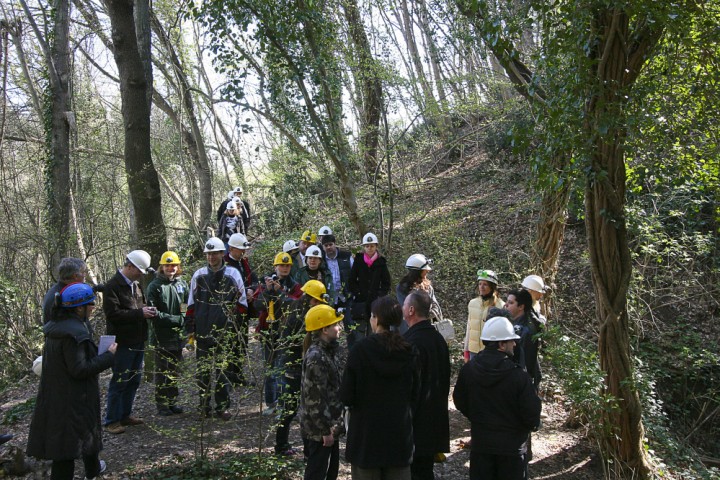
[105,422,126,434]
[0,434,12,445]
[169,405,184,414]
[213,410,232,421]
[120,416,144,426]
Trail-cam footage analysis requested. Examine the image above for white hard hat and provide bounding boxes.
[203,237,225,253]
[521,274,546,293]
[228,233,250,249]
[283,239,299,253]
[362,232,379,245]
[232,186,243,194]
[32,356,43,376]
[305,245,323,258]
[318,226,332,236]
[477,269,499,285]
[127,250,151,274]
[227,189,235,200]
[226,200,237,211]
[481,316,521,341]
[406,253,432,271]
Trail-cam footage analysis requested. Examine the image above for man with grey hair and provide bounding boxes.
[402,289,451,480]
[42,258,88,324]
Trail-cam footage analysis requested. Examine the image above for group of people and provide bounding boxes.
[25,196,549,479]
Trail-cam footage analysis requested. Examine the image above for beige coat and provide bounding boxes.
[463,295,505,353]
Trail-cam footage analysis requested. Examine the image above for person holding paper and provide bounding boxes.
[27,283,118,480]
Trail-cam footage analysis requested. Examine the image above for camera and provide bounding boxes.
[271,274,278,281]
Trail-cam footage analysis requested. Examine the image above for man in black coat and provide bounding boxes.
[402,290,450,480]
[103,250,157,434]
[453,316,542,479]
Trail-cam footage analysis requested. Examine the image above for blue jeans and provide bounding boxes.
[105,344,144,425]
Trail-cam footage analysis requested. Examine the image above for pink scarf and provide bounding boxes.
[363,252,379,267]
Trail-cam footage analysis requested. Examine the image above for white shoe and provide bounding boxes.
[85,459,106,480]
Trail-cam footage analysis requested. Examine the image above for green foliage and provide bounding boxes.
[542,326,619,439]
[1,398,36,425]
[138,452,302,479]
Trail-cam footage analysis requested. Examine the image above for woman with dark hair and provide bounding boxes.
[505,289,542,388]
[396,254,442,334]
[347,232,391,348]
[463,269,505,363]
[341,296,420,480]
[27,283,117,480]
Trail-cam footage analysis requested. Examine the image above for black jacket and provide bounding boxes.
[347,254,391,319]
[42,282,67,324]
[403,320,451,455]
[186,265,247,340]
[216,198,251,232]
[453,348,541,455]
[27,315,115,460]
[513,313,542,387]
[103,271,148,345]
[341,334,420,468]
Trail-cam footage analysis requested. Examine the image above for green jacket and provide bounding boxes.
[146,272,189,350]
[296,265,337,305]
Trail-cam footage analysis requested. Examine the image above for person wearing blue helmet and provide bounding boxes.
[27,283,118,480]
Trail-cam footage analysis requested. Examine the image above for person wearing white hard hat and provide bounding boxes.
[453,316,541,480]
[463,269,505,363]
[297,245,337,305]
[218,200,243,249]
[521,274,547,323]
[283,238,304,283]
[224,233,259,387]
[216,186,251,233]
[103,250,157,434]
[347,232,391,349]
[396,253,442,334]
[317,225,332,246]
[186,237,249,420]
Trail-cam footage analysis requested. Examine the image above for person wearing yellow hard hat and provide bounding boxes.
[298,304,345,480]
[254,252,303,415]
[273,280,330,456]
[298,229,317,265]
[146,251,189,416]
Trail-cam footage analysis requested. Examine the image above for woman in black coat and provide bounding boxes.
[347,232,391,348]
[27,283,117,480]
[341,296,420,479]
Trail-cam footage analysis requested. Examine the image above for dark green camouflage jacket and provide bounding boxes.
[299,338,345,441]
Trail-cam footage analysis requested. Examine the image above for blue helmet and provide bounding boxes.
[60,283,96,308]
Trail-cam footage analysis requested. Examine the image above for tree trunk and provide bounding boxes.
[47,0,72,263]
[151,13,213,231]
[583,9,650,478]
[341,0,382,180]
[104,0,166,259]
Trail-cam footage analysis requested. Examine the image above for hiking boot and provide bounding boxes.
[84,459,107,480]
[105,422,126,434]
[157,407,174,417]
[120,416,144,426]
[275,447,299,457]
[169,405,184,414]
[0,434,12,445]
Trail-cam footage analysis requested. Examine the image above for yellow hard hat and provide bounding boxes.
[160,251,181,265]
[301,280,329,304]
[273,252,293,266]
[305,304,344,332]
[300,230,317,243]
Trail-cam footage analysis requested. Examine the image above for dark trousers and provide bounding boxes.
[470,451,527,480]
[51,454,99,480]
[410,454,434,480]
[303,437,339,480]
[227,316,249,386]
[105,344,144,425]
[196,341,231,413]
[262,335,279,406]
[155,348,182,408]
[275,372,301,452]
